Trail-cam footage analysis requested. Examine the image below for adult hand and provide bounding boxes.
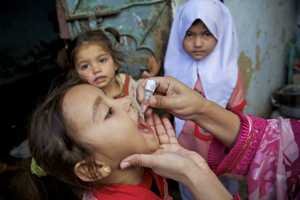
[138,76,240,147]
[141,71,153,78]
[138,76,207,122]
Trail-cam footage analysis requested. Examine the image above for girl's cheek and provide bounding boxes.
[84,74,93,83]
[85,77,94,85]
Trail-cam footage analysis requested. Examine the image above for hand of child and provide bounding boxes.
[146,113,177,145]
[120,146,200,184]
[121,113,209,183]
[150,113,207,168]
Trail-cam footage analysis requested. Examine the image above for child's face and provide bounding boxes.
[183,21,217,60]
[62,84,159,168]
[74,42,118,89]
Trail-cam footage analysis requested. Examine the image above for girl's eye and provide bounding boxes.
[99,57,108,64]
[203,31,212,36]
[185,32,194,38]
[79,64,90,70]
[105,107,113,119]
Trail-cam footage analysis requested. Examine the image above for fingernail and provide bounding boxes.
[120,162,130,169]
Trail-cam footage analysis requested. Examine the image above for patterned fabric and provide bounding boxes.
[211,113,300,200]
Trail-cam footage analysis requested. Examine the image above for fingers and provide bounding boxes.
[145,111,168,144]
[161,116,178,144]
[153,114,170,144]
[145,111,155,133]
[137,77,172,104]
[137,77,183,113]
[151,76,171,95]
[150,94,176,110]
[141,71,152,78]
[145,112,170,145]
[120,154,156,169]
[152,114,178,145]
[159,144,208,170]
[136,78,147,103]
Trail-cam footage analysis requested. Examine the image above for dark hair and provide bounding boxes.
[66,29,124,70]
[187,19,214,38]
[29,76,99,192]
[192,19,206,27]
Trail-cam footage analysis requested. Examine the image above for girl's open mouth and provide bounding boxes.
[93,76,106,84]
[137,119,153,134]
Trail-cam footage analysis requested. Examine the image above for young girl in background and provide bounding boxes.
[66,30,138,100]
[11,30,141,163]
[164,0,246,199]
[29,81,172,200]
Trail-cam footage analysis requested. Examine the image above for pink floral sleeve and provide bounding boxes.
[209,113,300,199]
[212,113,267,176]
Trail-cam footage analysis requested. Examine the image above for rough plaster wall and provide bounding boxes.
[173,0,297,116]
[225,0,297,116]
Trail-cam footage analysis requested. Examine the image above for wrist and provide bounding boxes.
[182,161,201,187]
[193,97,213,121]
[184,163,233,200]
[192,98,240,147]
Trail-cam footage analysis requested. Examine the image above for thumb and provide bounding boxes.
[120,154,156,169]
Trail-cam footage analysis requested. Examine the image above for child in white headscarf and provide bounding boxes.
[164,0,246,199]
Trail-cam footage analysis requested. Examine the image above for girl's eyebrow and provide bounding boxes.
[92,96,102,122]
[97,53,109,58]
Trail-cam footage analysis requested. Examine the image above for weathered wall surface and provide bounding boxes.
[173,0,298,116]
[226,0,297,116]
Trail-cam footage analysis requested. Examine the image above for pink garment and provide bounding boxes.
[209,113,300,200]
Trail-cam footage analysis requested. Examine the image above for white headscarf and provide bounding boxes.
[164,0,239,135]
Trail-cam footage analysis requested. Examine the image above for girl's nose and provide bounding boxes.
[194,36,203,47]
[92,64,102,74]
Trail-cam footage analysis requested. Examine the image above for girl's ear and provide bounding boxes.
[114,63,119,71]
[74,160,111,182]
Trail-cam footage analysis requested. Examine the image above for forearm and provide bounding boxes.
[183,161,232,200]
[193,100,240,147]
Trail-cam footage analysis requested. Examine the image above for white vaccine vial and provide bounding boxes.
[144,79,157,102]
